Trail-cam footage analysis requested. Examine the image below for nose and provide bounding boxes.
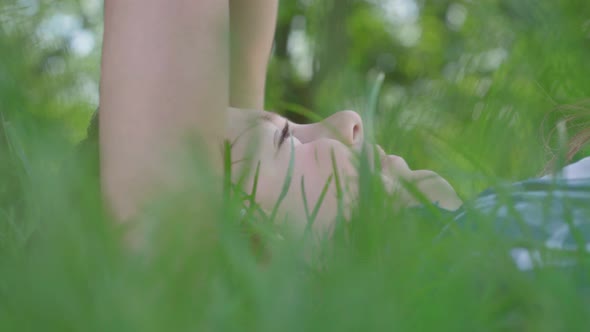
[320,110,364,146]
[292,110,364,146]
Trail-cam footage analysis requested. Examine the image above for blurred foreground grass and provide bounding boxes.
[1,0,590,331]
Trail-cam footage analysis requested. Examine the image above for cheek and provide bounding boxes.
[289,141,358,228]
[238,148,293,212]
[234,139,359,235]
[295,140,358,181]
[230,130,282,192]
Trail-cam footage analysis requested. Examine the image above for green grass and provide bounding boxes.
[2,1,590,331]
[2,82,590,332]
[3,147,590,332]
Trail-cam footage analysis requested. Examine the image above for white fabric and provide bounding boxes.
[541,157,590,180]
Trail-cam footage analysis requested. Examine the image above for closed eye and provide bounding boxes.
[277,121,291,149]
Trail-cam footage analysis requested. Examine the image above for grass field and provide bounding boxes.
[2,1,590,331]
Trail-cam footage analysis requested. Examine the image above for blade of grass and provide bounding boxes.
[247,161,262,208]
[300,175,311,222]
[223,140,232,203]
[1,113,31,178]
[310,174,334,224]
[270,138,295,222]
[330,149,344,221]
[302,174,334,236]
[277,102,323,123]
[365,72,385,143]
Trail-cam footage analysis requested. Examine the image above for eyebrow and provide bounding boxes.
[230,113,286,148]
[260,113,274,122]
[260,112,284,125]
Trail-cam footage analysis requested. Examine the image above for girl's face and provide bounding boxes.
[225,108,461,234]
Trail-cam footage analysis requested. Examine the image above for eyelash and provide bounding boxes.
[276,122,291,149]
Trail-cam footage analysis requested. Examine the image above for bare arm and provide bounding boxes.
[100,0,229,220]
[229,0,278,109]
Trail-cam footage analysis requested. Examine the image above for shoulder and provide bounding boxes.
[454,177,590,250]
[542,156,590,180]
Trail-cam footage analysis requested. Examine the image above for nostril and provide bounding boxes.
[322,110,364,145]
[352,124,360,143]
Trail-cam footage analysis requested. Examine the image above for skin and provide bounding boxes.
[230,0,279,109]
[100,0,278,220]
[226,108,463,234]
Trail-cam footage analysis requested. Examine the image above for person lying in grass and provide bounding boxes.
[224,105,590,271]
[224,106,590,243]
[88,101,589,243]
[224,107,463,234]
